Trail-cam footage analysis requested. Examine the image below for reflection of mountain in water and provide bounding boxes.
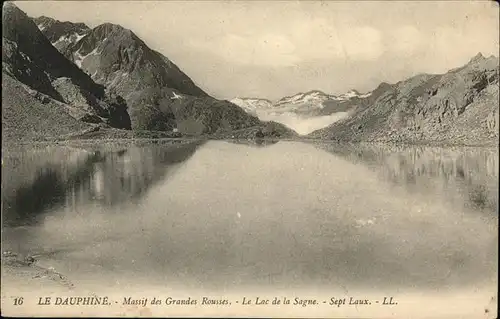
[314,142,499,214]
[2,141,204,226]
[77,141,204,206]
[225,138,280,148]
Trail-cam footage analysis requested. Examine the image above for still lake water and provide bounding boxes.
[1,140,498,312]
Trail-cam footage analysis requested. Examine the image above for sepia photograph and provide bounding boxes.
[1,0,499,317]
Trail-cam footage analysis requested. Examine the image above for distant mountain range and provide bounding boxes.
[232,89,370,116]
[2,3,296,142]
[231,55,499,144]
[231,89,377,135]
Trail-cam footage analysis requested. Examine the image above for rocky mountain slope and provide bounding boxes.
[2,72,94,143]
[61,22,208,100]
[309,54,499,146]
[2,2,131,135]
[32,15,295,137]
[33,16,90,53]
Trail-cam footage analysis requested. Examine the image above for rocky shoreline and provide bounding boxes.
[2,250,75,291]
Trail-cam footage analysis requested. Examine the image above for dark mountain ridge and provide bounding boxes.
[3,3,101,97]
[2,3,131,131]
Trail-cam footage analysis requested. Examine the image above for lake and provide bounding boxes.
[1,139,498,317]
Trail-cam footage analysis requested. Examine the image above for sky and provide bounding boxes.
[14,0,500,100]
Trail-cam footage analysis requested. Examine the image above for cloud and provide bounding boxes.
[389,26,424,55]
[255,110,349,135]
[291,18,385,62]
[189,33,300,67]
[189,20,385,67]
[340,26,384,60]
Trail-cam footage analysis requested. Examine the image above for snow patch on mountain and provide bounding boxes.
[53,33,79,45]
[53,32,88,46]
[75,33,86,42]
[19,51,32,62]
[73,47,100,68]
[37,23,47,31]
[171,92,183,100]
[53,35,69,45]
[73,51,84,68]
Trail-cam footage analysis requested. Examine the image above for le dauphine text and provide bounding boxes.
[29,296,398,308]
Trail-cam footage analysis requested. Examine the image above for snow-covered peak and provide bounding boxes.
[232,88,373,116]
[333,89,372,101]
[230,97,273,111]
[344,89,360,98]
[275,90,332,108]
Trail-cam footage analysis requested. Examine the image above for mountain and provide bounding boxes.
[231,89,376,118]
[1,72,95,143]
[30,14,294,137]
[230,89,374,135]
[229,97,273,115]
[61,22,208,99]
[275,90,334,108]
[232,89,370,115]
[275,89,370,109]
[32,16,90,53]
[2,2,131,136]
[309,53,500,145]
